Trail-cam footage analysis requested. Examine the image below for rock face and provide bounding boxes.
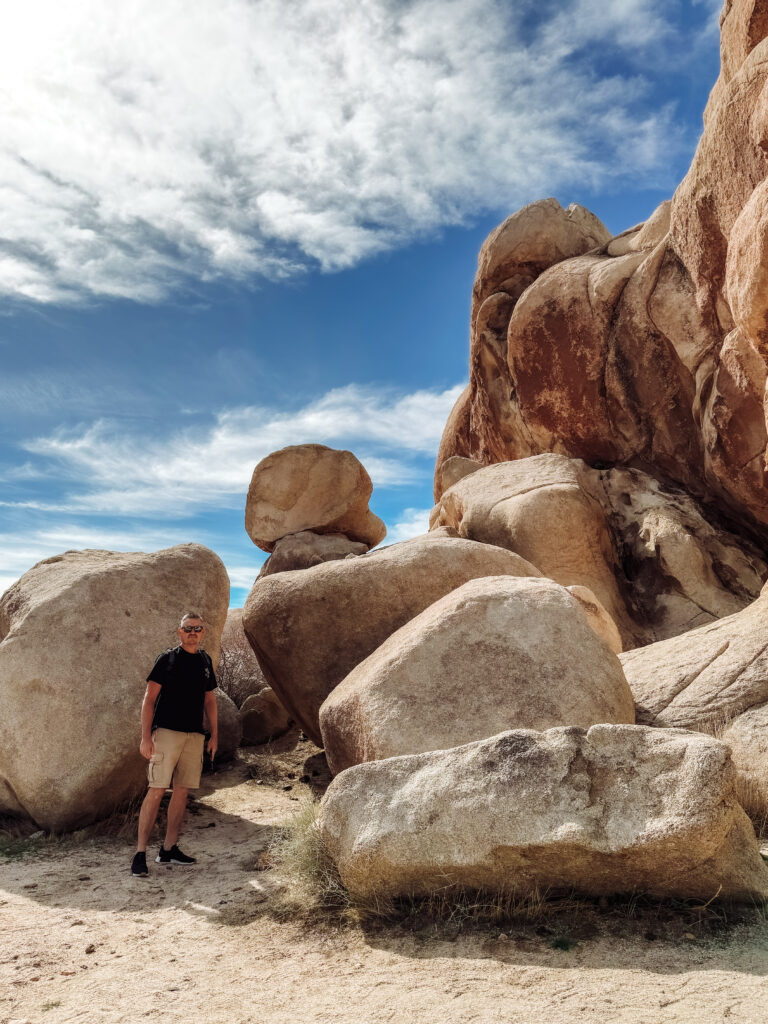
[257,530,368,578]
[245,444,386,552]
[435,2,768,540]
[0,545,229,831]
[243,533,541,745]
[317,725,768,901]
[320,576,634,775]
[620,583,768,733]
[240,687,293,745]
[431,454,766,647]
[216,608,268,708]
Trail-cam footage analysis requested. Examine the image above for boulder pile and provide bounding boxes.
[245,443,385,578]
[240,2,768,904]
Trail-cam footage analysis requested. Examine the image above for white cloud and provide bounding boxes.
[0,0,690,305]
[385,507,434,545]
[22,382,463,515]
[0,523,186,598]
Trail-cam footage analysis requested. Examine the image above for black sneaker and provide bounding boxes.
[131,851,148,876]
[156,844,196,865]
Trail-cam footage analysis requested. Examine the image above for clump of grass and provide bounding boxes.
[265,803,766,939]
[42,1000,61,1011]
[267,799,351,920]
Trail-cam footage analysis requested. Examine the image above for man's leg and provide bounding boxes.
[163,786,189,850]
[136,787,165,852]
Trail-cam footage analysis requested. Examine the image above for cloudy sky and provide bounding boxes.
[0,0,722,605]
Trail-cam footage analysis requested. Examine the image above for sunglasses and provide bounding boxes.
[180,625,204,633]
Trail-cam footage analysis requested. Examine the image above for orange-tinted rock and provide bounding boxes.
[436,5,768,536]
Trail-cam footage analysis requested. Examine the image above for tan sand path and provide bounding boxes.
[3,756,768,1024]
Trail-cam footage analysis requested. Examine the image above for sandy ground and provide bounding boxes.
[3,736,768,1024]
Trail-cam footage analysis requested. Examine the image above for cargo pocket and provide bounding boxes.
[148,751,164,785]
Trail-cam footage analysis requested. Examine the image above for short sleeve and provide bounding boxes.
[147,651,170,685]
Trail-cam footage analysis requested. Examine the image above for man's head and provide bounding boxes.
[178,611,205,653]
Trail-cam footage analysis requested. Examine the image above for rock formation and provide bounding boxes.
[245,444,385,551]
[0,545,229,831]
[621,581,768,732]
[431,454,765,647]
[317,725,768,901]
[435,0,768,541]
[320,576,634,775]
[243,532,540,745]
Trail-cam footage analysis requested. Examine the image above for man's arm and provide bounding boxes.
[139,680,162,759]
[203,690,218,760]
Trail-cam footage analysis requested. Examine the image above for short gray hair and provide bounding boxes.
[180,611,203,626]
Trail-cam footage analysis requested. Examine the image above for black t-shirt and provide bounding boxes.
[147,646,217,734]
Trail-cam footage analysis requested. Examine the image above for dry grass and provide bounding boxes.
[265,801,767,942]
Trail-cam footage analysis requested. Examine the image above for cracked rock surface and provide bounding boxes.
[317,724,768,901]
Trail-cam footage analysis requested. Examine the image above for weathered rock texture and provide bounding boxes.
[317,725,768,901]
[620,582,768,733]
[320,576,634,775]
[240,687,293,745]
[257,530,368,578]
[217,608,268,708]
[436,2,768,541]
[243,533,541,745]
[0,545,229,830]
[431,455,766,647]
[245,444,385,552]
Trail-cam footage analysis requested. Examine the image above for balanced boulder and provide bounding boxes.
[243,533,541,745]
[320,576,634,775]
[0,545,229,831]
[245,444,386,551]
[317,725,768,901]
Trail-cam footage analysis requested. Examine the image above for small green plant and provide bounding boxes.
[550,935,575,951]
[42,1000,62,1011]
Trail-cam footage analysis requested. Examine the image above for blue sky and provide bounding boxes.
[0,0,722,605]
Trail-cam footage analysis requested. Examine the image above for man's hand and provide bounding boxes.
[140,737,155,760]
[206,735,218,762]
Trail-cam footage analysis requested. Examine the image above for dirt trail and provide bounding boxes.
[3,741,768,1024]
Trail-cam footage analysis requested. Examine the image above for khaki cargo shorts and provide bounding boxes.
[148,728,205,790]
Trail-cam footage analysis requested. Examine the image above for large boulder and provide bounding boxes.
[320,576,634,775]
[431,455,766,648]
[0,545,229,831]
[245,444,386,551]
[243,533,541,745]
[317,725,768,901]
[240,687,293,745]
[436,3,768,538]
[620,582,768,732]
[217,608,269,708]
[257,530,368,578]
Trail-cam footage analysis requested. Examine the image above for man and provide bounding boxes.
[131,611,218,877]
